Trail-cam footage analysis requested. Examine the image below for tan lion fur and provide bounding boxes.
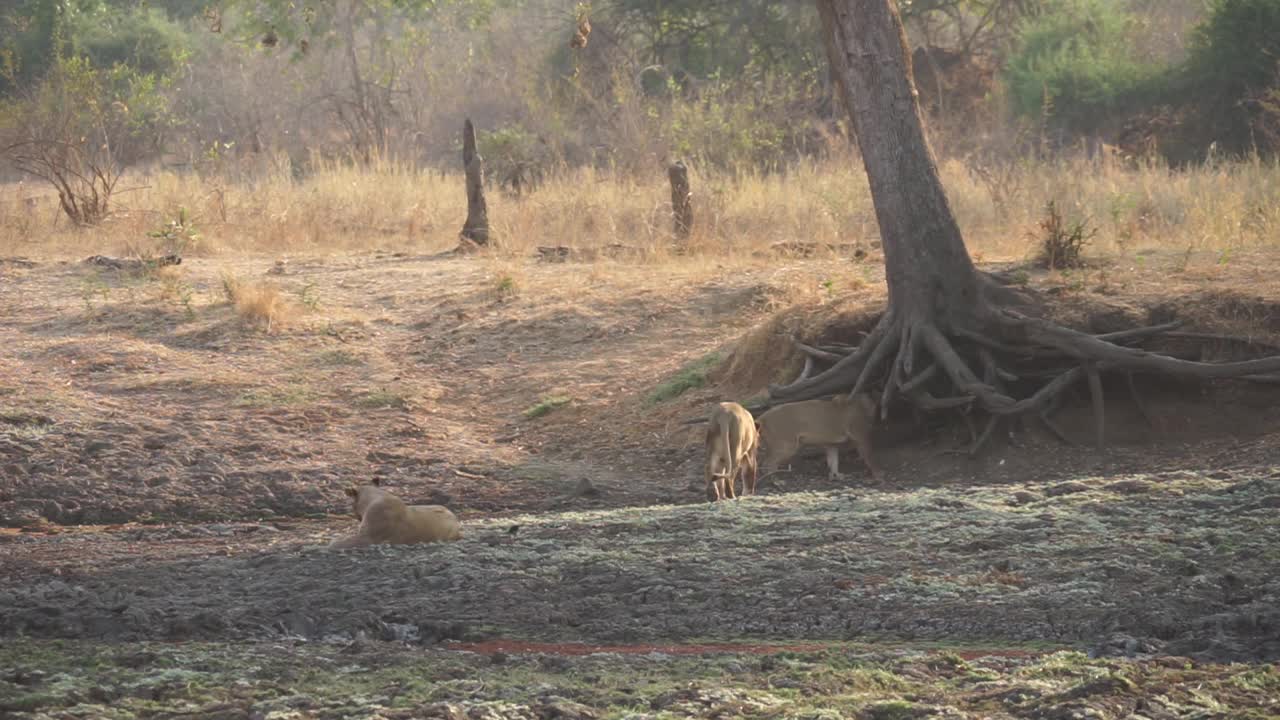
[328,479,462,549]
[704,401,759,501]
[756,393,883,483]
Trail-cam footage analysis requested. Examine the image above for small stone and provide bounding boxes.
[570,478,601,498]
[1046,481,1090,497]
[539,697,600,719]
[1009,490,1043,505]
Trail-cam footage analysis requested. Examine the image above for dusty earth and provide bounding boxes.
[2,249,1280,718]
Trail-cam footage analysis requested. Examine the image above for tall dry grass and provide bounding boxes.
[2,150,1278,263]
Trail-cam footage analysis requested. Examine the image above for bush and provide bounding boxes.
[0,55,176,224]
[477,125,552,194]
[1004,0,1165,135]
[67,5,189,79]
[1182,0,1280,155]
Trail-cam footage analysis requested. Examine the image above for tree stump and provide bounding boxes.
[668,160,693,240]
[460,118,489,246]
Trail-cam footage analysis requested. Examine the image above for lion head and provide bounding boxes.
[343,477,385,520]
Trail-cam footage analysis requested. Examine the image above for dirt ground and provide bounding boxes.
[2,249,1280,718]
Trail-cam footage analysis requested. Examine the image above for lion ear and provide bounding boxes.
[370,476,382,487]
[344,486,359,498]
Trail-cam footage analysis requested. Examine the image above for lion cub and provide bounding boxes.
[705,401,759,501]
[756,393,883,483]
[328,478,462,549]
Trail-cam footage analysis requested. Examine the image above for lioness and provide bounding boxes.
[756,393,883,483]
[328,478,462,549]
[705,401,759,501]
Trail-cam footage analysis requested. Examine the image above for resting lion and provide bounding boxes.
[328,479,462,549]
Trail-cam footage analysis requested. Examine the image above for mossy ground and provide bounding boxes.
[3,639,1278,719]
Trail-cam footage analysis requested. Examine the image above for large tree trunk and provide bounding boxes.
[769,0,1280,450]
[818,0,979,322]
[777,0,991,405]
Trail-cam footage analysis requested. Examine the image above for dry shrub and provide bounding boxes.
[220,273,295,332]
[1034,200,1096,270]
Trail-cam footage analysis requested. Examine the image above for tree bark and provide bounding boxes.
[776,0,990,403]
[460,118,489,246]
[822,0,981,329]
[668,160,692,240]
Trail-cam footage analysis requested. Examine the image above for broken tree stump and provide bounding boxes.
[459,118,489,247]
[668,160,692,240]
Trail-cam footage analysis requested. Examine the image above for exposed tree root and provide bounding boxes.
[1126,372,1155,429]
[768,293,1280,453]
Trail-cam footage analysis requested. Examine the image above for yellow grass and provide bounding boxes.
[2,151,1279,263]
[220,272,296,332]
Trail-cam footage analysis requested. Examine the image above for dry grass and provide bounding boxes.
[3,152,1278,264]
[219,272,296,332]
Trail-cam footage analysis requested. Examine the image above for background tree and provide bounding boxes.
[775,0,1280,450]
[0,0,179,224]
[0,54,175,224]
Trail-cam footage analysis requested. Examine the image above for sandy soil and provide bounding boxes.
[2,249,1279,718]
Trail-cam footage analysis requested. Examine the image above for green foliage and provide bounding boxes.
[67,4,189,78]
[523,395,571,419]
[667,73,821,171]
[215,0,504,54]
[477,124,551,192]
[0,53,176,223]
[147,207,200,255]
[602,1,822,80]
[354,387,411,409]
[1180,0,1280,155]
[1186,0,1280,99]
[0,1,186,97]
[645,351,721,405]
[1004,0,1165,133]
[2,0,88,96]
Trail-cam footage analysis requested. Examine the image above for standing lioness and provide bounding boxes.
[329,478,462,549]
[705,401,759,501]
[756,393,883,483]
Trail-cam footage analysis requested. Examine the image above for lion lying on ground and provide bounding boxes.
[704,401,759,501]
[328,478,462,549]
[756,393,883,483]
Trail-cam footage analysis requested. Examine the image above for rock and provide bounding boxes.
[5,668,47,686]
[538,697,600,719]
[570,478,601,499]
[1009,490,1043,505]
[1089,632,1164,658]
[82,440,112,455]
[1046,481,1090,497]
